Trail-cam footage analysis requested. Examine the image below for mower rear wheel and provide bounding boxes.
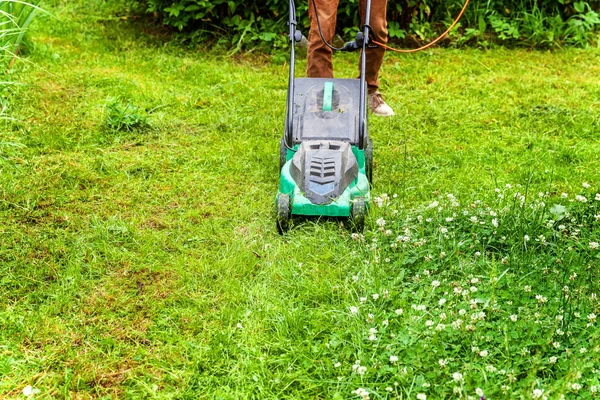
[350,198,366,232]
[365,138,373,185]
[276,194,291,234]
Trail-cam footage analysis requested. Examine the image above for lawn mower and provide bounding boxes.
[275,0,374,233]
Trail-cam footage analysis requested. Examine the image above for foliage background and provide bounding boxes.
[140,0,600,48]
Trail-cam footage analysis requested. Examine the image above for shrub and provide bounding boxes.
[139,0,600,49]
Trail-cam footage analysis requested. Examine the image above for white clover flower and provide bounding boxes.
[583,182,591,188]
[372,293,379,300]
[590,242,599,250]
[416,393,427,400]
[459,309,467,316]
[532,389,544,399]
[474,251,481,257]
[576,195,587,202]
[485,365,497,373]
[479,350,489,357]
[376,218,386,227]
[535,294,548,303]
[439,298,447,306]
[596,193,600,201]
[549,356,557,364]
[591,385,599,394]
[439,359,447,368]
[470,286,478,293]
[350,306,359,314]
[580,347,587,354]
[382,319,389,327]
[432,280,440,288]
[22,386,40,398]
[476,388,484,396]
[351,233,360,240]
[553,341,561,349]
[452,372,463,382]
[470,216,478,223]
[524,235,530,242]
[588,313,597,322]
[510,314,518,322]
[440,226,448,234]
[571,383,582,391]
[492,219,498,228]
[425,320,434,327]
[357,366,367,375]
[368,328,378,335]
[352,275,359,282]
[360,297,367,304]
[368,334,377,341]
[354,387,370,399]
[334,362,342,367]
[395,308,403,315]
[390,355,398,363]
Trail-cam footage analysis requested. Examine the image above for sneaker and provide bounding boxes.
[368,91,395,117]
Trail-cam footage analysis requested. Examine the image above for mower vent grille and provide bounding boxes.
[309,156,336,183]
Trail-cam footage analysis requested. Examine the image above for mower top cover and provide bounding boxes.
[291,78,361,145]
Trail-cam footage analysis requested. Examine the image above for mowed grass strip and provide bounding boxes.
[0,0,599,398]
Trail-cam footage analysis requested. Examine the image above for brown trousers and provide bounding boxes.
[307,0,388,93]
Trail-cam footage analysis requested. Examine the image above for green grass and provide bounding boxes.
[1,0,600,398]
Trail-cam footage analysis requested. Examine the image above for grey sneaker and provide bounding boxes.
[368,91,395,117]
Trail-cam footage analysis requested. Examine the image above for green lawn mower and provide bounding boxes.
[276,0,374,233]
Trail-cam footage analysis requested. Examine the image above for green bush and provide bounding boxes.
[140,0,600,48]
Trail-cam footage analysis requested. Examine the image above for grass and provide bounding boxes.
[1,0,600,398]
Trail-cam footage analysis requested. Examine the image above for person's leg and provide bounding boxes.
[360,0,394,116]
[307,0,340,78]
[359,0,388,93]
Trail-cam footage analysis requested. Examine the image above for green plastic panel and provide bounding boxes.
[277,146,370,217]
[322,81,333,112]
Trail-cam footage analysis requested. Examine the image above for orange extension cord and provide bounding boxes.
[373,0,470,53]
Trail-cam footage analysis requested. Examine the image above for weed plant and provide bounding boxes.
[0,0,41,70]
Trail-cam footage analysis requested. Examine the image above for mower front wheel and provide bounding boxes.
[276,193,292,234]
[350,198,366,232]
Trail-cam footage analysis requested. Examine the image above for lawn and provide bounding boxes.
[1,0,600,399]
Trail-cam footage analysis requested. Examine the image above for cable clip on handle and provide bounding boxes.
[341,32,364,52]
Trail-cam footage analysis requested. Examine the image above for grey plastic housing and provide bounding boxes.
[290,78,361,145]
[290,140,359,205]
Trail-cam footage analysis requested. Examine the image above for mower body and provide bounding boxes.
[276,78,372,231]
